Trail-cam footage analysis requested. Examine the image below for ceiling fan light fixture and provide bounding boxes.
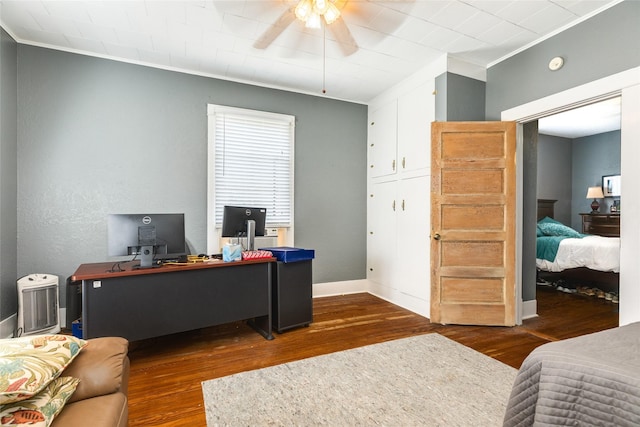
[306,11,322,29]
[295,0,341,27]
[315,0,329,14]
[323,3,340,25]
[295,0,313,21]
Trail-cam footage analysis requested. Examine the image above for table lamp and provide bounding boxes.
[586,186,604,213]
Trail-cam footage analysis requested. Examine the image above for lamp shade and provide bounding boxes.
[586,186,604,199]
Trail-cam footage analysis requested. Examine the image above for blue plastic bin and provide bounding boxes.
[71,319,83,339]
[260,247,315,263]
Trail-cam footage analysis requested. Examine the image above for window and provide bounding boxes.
[207,105,294,252]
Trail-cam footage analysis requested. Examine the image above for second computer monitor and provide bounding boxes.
[221,206,266,238]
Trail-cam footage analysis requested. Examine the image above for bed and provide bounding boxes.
[503,322,640,426]
[535,200,620,293]
[536,230,620,273]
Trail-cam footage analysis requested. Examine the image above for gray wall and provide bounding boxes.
[486,0,640,120]
[486,0,639,303]
[434,72,486,121]
[0,29,18,324]
[571,131,621,230]
[522,121,539,302]
[537,131,620,231]
[537,134,573,225]
[14,45,367,313]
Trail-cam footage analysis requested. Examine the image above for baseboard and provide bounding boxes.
[311,279,431,320]
[315,279,531,323]
[312,279,369,298]
[521,299,538,320]
[1,310,67,339]
[312,280,431,321]
[1,313,17,338]
[367,280,430,318]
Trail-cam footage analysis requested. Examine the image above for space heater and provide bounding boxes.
[17,274,60,336]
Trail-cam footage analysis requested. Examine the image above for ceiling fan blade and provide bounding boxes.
[328,17,358,56]
[254,7,296,50]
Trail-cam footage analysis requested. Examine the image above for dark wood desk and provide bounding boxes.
[71,258,275,342]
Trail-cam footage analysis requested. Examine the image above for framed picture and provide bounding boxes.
[602,174,621,197]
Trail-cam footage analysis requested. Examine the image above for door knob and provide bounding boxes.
[433,233,441,240]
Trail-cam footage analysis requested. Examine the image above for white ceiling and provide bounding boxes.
[538,97,621,139]
[0,0,622,136]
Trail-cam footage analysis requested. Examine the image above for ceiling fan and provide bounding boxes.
[254,0,359,56]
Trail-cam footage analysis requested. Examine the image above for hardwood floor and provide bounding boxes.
[126,287,619,426]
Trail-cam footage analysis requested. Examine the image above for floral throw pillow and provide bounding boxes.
[0,335,86,405]
[0,376,79,427]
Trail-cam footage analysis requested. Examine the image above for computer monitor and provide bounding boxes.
[221,206,266,251]
[107,213,186,268]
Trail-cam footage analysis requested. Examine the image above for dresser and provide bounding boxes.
[580,213,620,237]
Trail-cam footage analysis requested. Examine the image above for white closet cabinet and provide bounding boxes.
[398,83,432,175]
[367,81,434,315]
[367,178,430,303]
[395,175,430,302]
[368,101,397,179]
[367,181,397,288]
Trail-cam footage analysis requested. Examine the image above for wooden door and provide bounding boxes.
[430,122,516,326]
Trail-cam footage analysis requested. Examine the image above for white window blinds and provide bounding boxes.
[209,105,294,228]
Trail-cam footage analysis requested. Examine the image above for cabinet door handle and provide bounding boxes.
[392,159,396,171]
[392,200,396,211]
[402,199,405,211]
[402,157,406,169]
[433,233,441,241]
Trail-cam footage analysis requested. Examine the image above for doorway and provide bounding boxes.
[501,66,640,326]
[533,98,621,328]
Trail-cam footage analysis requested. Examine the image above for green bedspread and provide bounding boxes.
[536,236,570,262]
[536,217,586,262]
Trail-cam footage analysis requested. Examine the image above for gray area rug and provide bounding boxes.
[202,333,517,426]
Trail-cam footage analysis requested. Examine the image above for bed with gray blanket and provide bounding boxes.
[503,322,640,426]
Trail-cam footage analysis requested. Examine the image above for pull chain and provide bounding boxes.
[322,23,326,94]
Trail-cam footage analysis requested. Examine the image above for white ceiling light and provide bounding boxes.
[548,56,564,71]
[295,0,341,28]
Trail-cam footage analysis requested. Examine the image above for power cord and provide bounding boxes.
[162,255,211,266]
[107,262,125,273]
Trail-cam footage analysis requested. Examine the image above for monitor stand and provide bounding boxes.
[137,245,155,269]
[246,220,256,251]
